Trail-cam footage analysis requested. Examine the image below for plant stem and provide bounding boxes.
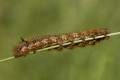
[0,32,120,63]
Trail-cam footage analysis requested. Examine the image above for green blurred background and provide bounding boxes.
[0,0,120,80]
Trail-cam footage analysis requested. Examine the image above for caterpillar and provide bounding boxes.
[13,29,109,58]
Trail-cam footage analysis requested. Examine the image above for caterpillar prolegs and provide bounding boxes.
[13,29,109,58]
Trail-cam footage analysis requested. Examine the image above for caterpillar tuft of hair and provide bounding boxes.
[13,29,109,58]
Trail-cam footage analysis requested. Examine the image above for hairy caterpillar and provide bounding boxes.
[13,29,109,58]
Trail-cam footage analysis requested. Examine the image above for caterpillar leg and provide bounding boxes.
[22,52,28,57]
[33,51,36,54]
[104,35,109,39]
[78,42,86,47]
[66,35,75,49]
[57,45,63,51]
[77,36,86,47]
[56,40,63,51]
[67,41,74,49]
[88,40,96,45]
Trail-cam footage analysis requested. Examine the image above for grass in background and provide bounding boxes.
[0,0,120,80]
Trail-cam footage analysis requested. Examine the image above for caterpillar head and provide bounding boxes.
[13,44,29,58]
